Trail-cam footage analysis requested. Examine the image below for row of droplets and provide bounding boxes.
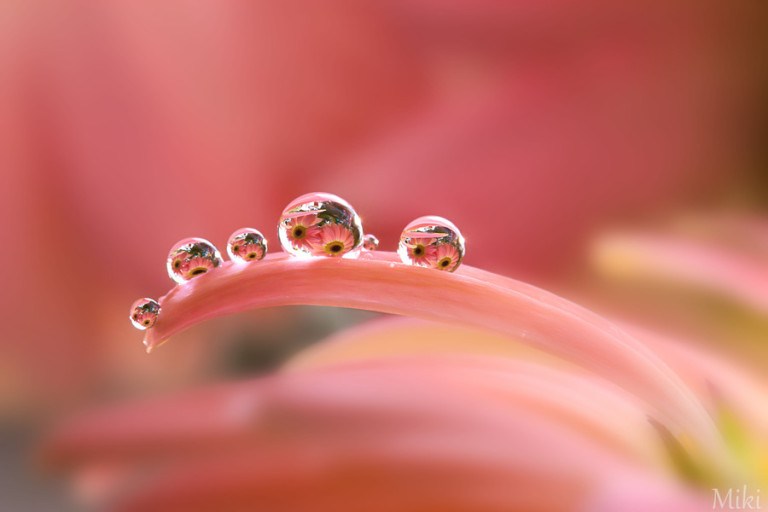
[130,192,465,330]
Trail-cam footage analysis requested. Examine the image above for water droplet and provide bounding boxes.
[130,298,160,330]
[227,228,268,262]
[398,216,465,272]
[278,192,363,257]
[363,234,379,251]
[166,237,223,284]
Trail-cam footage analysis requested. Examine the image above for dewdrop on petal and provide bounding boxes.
[278,193,363,258]
[227,228,268,262]
[398,216,465,272]
[129,298,160,330]
[363,234,379,251]
[166,238,223,284]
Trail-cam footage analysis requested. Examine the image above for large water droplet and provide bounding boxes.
[227,228,268,262]
[363,234,379,251]
[278,193,363,257]
[398,216,465,272]
[166,238,223,284]
[129,298,160,330]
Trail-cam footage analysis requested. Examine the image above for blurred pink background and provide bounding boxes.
[1,1,767,510]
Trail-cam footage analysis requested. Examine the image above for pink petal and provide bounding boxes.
[139,251,728,469]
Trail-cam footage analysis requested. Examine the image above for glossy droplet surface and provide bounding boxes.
[278,192,363,257]
[166,238,223,284]
[227,228,268,262]
[398,216,465,272]
[130,298,160,330]
[363,234,379,251]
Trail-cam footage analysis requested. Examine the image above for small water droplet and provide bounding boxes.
[278,192,363,258]
[166,238,223,284]
[227,228,268,262]
[362,234,379,251]
[398,216,465,272]
[130,298,160,330]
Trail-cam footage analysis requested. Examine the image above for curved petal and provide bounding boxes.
[138,251,728,470]
[287,319,666,466]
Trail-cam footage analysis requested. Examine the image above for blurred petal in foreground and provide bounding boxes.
[43,355,708,512]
